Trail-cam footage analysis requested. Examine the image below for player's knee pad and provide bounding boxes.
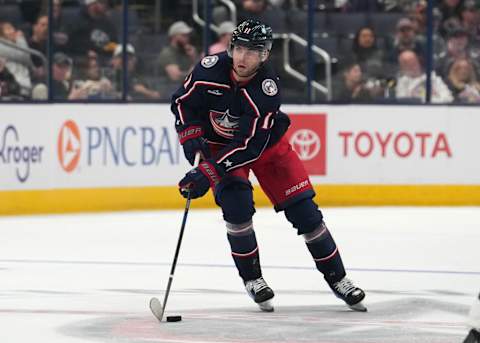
[284,198,323,235]
[215,176,255,224]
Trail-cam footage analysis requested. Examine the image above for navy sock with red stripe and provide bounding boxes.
[306,229,346,284]
[227,231,262,282]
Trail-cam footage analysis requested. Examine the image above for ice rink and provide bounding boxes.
[1,206,479,343]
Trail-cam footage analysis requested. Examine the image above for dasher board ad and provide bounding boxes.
[283,104,479,185]
[0,104,189,190]
[1,104,479,191]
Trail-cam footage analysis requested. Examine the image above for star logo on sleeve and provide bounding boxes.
[223,160,233,168]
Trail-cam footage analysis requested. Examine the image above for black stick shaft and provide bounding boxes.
[160,153,200,318]
[160,194,192,315]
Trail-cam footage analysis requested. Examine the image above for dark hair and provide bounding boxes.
[352,26,377,53]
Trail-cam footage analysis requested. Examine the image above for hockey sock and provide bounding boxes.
[304,222,346,284]
[226,220,262,282]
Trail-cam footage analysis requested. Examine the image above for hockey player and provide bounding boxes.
[171,19,366,312]
[464,292,480,343]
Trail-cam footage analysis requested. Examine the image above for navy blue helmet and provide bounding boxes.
[229,19,273,53]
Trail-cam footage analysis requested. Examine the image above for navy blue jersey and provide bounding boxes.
[171,52,290,172]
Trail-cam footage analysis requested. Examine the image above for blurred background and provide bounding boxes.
[1,0,479,105]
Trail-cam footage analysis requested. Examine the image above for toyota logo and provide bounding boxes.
[57,120,81,173]
[289,129,321,161]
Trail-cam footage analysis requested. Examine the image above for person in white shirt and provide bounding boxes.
[395,49,453,103]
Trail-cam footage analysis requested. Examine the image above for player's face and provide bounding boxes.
[232,44,265,78]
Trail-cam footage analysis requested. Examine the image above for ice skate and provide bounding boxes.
[329,277,367,312]
[464,329,480,343]
[245,277,275,312]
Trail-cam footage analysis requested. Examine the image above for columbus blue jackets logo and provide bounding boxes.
[262,79,278,96]
[209,109,240,139]
[201,55,219,68]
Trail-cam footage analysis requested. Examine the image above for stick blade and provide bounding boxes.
[149,297,164,322]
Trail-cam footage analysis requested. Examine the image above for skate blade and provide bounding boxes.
[348,301,367,312]
[258,299,274,312]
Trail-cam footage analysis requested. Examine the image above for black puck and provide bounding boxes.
[166,315,182,322]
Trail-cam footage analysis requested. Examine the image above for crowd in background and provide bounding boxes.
[0,0,480,104]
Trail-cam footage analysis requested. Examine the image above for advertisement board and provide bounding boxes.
[0,105,190,190]
[283,105,480,184]
[1,104,479,213]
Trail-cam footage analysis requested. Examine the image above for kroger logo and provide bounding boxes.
[289,129,321,161]
[0,125,44,183]
[57,120,81,173]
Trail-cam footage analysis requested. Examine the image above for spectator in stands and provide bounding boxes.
[209,21,235,55]
[459,0,480,47]
[333,63,375,102]
[438,0,464,31]
[73,50,114,99]
[52,52,88,100]
[158,21,198,82]
[237,0,287,33]
[0,56,21,99]
[28,14,48,84]
[388,18,425,65]
[445,57,480,102]
[410,1,437,39]
[110,44,161,100]
[67,0,118,61]
[435,25,480,78]
[52,0,70,51]
[349,26,387,83]
[395,50,453,103]
[0,21,32,97]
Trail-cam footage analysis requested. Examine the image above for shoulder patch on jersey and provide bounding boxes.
[262,79,278,96]
[201,55,219,68]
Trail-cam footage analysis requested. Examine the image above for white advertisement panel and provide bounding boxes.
[1,104,479,191]
[283,105,480,184]
[0,104,190,190]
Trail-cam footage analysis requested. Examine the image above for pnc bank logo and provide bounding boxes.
[57,120,81,173]
[289,129,321,161]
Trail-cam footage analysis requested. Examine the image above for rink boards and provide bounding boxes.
[1,104,479,214]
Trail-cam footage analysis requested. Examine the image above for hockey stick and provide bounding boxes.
[150,152,201,322]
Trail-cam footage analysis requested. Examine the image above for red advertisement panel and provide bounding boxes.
[285,114,327,175]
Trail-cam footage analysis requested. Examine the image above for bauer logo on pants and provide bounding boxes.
[58,120,81,173]
[286,114,326,175]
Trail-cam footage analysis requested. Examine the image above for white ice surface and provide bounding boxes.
[0,207,479,342]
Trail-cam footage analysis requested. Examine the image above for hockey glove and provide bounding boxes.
[178,160,224,199]
[178,125,210,166]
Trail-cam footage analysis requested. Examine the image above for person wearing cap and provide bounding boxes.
[209,21,236,55]
[158,21,198,82]
[110,44,161,100]
[67,0,118,59]
[387,17,425,66]
[436,21,480,78]
[51,52,81,100]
